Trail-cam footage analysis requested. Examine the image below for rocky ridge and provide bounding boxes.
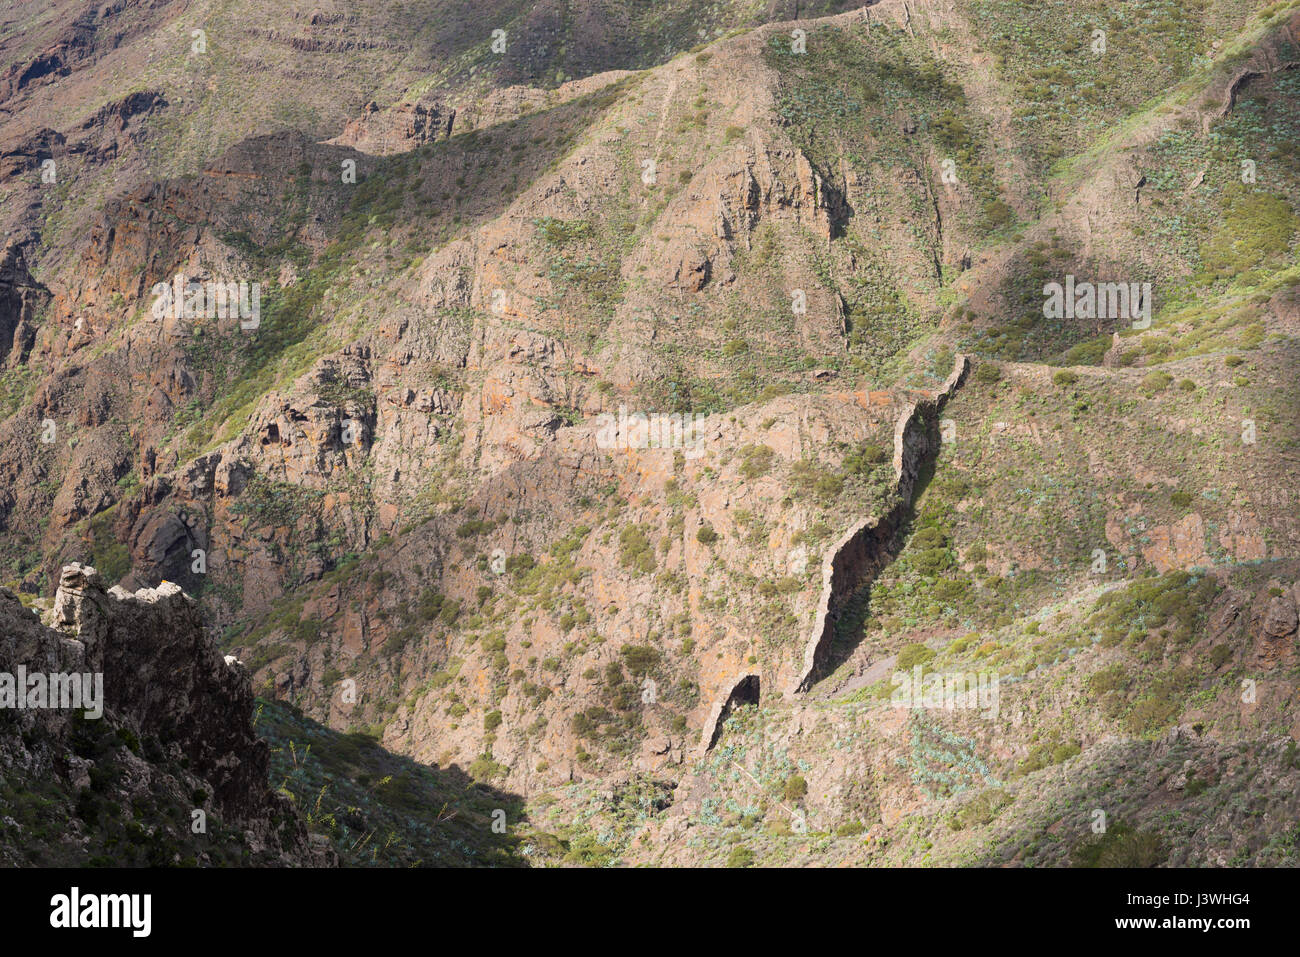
[0,563,330,866]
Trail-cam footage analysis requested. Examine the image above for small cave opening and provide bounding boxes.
[706,674,760,750]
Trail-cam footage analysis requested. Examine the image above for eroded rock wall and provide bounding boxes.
[791,354,970,695]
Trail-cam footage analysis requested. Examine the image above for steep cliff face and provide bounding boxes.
[0,564,331,866]
[0,244,48,368]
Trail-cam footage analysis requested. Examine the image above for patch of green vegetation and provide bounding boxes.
[86,508,130,584]
[1013,737,1082,778]
[619,524,657,573]
[619,644,662,676]
[896,643,936,671]
[782,774,808,802]
[1197,185,1297,284]
[968,0,1214,174]
[1086,570,1219,649]
[738,444,775,479]
[948,787,1012,830]
[259,699,525,866]
[1071,821,1166,868]
[1140,370,1173,396]
[725,844,755,868]
[570,660,653,758]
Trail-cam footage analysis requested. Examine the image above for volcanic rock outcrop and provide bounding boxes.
[0,563,331,866]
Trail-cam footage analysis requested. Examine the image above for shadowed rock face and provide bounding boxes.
[0,564,332,866]
[706,674,760,750]
[0,244,47,367]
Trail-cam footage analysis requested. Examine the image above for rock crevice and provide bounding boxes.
[792,354,970,695]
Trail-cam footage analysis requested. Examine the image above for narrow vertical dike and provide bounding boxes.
[791,354,970,695]
[698,355,971,753]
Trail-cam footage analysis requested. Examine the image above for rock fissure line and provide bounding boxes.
[698,354,970,753]
[791,352,970,695]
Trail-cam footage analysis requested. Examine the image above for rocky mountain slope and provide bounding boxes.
[2,0,1298,866]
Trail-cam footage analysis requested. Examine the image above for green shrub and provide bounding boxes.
[564,833,617,866]
[535,217,594,245]
[505,553,535,575]
[1124,696,1180,735]
[620,525,657,572]
[1062,335,1109,366]
[1140,370,1173,396]
[896,643,935,670]
[725,845,755,868]
[738,444,775,479]
[842,441,889,477]
[467,754,507,781]
[981,198,1016,231]
[1051,742,1081,764]
[620,644,661,676]
[782,775,808,802]
[949,788,1012,830]
[1072,823,1165,868]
